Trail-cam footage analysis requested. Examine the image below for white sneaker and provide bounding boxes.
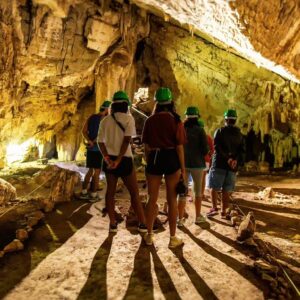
[177,218,185,227]
[169,236,184,248]
[144,233,154,245]
[89,192,99,203]
[195,214,207,224]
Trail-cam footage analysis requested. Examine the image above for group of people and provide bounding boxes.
[81,87,244,249]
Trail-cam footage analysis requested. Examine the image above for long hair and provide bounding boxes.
[111,102,128,114]
[153,102,181,123]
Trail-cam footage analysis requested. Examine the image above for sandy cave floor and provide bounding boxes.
[0,163,299,300]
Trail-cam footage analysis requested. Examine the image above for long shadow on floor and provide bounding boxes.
[78,234,115,300]
[171,247,218,299]
[180,227,268,296]
[123,242,181,300]
[0,201,92,299]
[123,241,154,300]
[150,247,181,300]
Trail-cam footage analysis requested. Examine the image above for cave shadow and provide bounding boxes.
[170,247,218,300]
[77,233,115,300]
[0,200,92,299]
[179,227,268,297]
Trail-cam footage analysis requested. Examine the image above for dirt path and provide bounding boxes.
[1,174,299,300]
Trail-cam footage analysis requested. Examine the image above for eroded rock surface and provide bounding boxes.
[0,0,299,170]
[0,178,17,206]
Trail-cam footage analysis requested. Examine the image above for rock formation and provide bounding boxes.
[0,0,299,170]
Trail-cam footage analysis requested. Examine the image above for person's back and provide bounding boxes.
[212,125,244,171]
[184,121,208,169]
[207,109,245,218]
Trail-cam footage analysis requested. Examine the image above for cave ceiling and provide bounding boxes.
[0,0,299,168]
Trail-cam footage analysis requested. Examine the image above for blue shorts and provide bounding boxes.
[208,168,236,192]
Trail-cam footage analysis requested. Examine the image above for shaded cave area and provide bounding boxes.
[0,1,299,300]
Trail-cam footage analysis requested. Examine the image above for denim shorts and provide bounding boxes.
[208,168,236,192]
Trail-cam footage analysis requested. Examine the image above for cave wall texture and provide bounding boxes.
[0,0,299,169]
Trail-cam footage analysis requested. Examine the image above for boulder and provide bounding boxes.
[0,178,17,206]
[236,212,256,242]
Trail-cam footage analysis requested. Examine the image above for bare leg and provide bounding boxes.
[122,169,146,224]
[210,189,218,210]
[83,168,94,190]
[165,170,181,236]
[221,191,230,214]
[178,170,188,220]
[201,170,207,199]
[105,174,118,225]
[146,174,162,234]
[91,168,101,192]
[195,197,202,218]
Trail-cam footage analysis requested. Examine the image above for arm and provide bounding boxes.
[82,118,94,147]
[111,136,131,168]
[144,143,150,163]
[176,144,185,177]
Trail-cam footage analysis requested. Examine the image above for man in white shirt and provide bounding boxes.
[98,90,147,233]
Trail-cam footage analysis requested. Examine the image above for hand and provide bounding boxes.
[181,168,186,179]
[108,158,121,169]
[227,158,237,170]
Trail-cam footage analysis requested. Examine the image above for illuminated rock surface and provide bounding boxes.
[0,0,299,168]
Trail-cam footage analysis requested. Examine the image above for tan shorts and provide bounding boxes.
[178,168,203,201]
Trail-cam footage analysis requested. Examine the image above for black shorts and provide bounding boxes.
[86,151,103,169]
[103,156,133,177]
[146,149,180,176]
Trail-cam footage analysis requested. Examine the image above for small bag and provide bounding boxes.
[176,175,187,196]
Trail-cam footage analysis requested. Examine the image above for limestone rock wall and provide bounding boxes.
[0,0,149,165]
[137,18,300,168]
[0,0,299,169]
[132,0,300,81]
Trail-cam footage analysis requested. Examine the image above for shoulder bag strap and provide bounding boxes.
[111,113,125,132]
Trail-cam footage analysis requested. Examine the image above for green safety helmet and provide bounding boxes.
[112,90,130,104]
[198,119,205,127]
[185,106,200,117]
[154,87,172,104]
[99,100,111,111]
[224,109,237,119]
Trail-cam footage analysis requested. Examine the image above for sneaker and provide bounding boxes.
[195,214,207,224]
[169,236,184,248]
[138,223,147,233]
[109,223,118,233]
[177,218,185,227]
[206,208,218,218]
[79,192,90,200]
[89,194,99,203]
[152,223,159,232]
[220,212,231,220]
[144,233,154,245]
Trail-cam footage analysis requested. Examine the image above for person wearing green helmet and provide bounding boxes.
[207,109,245,218]
[142,87,186,248]
[80,100,111,201]
[98,90,147,233]
[177,106,209,227]
[198,119,214,202]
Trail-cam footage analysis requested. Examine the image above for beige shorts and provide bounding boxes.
[178,168,203,201]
